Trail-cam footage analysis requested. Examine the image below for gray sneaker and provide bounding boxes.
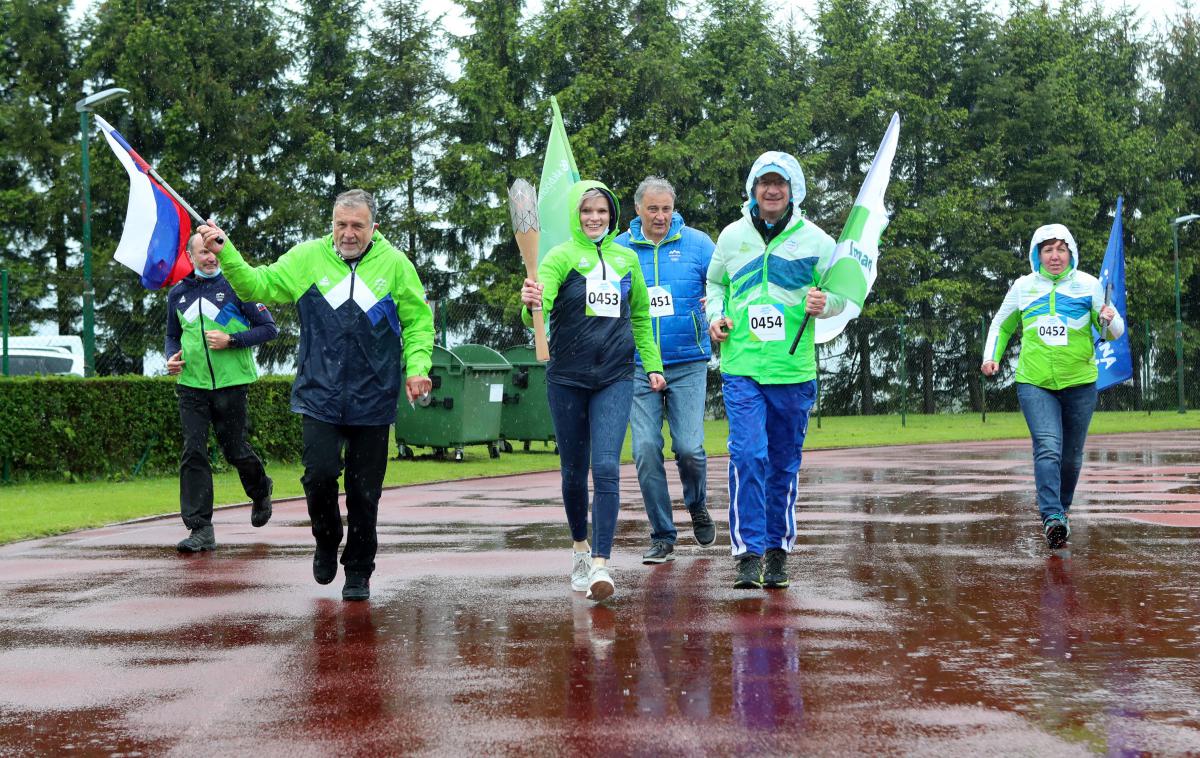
[586,565,615,602]
[641,540,675,564]
[176,524,216,553]
[570,551,592,592]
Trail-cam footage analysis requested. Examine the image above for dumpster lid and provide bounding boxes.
[430,344,465,368]
[501,344,538,365]
[450,344,510,371]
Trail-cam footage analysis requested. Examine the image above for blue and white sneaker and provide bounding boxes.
[1044,514,1070,549]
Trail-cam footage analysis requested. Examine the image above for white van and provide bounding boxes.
[2,335,85,377]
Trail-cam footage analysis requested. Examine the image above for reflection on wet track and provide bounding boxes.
[1,432,1198,754]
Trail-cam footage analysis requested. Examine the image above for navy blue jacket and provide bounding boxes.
[165,273,277,390]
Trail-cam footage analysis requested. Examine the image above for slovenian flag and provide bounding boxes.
[1093,196,1133,390]
[94,114,192,289]
[816,112,900,344]
[537,96,581,263]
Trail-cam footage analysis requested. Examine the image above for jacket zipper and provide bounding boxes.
[341,258,359,419]
[199,281,217,390]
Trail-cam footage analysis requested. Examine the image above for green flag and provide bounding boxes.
[816,112,900,344]
[537,96,581,262]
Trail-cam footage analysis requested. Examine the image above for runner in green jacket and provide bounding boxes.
[199,189,434,601]
[521,179,665,603]
[982,223,1123,549]
[166,233,278,553]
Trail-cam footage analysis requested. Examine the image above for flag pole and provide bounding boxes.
[93,115,222,242]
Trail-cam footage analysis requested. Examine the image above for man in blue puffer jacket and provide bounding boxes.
[616,176,718,564]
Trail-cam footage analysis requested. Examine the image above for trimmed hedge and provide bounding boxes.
[0,376,303,480]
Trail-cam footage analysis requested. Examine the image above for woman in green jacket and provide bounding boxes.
[982,223,1123,549]
[521,180,666,602]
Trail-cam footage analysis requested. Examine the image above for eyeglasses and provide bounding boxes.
[757,177,789,188]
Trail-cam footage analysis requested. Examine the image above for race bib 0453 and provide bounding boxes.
[586,279,621,318]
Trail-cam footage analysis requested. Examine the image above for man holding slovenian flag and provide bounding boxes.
[94,114,197,289]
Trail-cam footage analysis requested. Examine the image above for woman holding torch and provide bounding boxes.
[520,180,666,602]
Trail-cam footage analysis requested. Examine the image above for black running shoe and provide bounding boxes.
[313,544,338,585]
[734,554,763,589]
[763,548,790,589]
[176,525,216,553]
[642,540,676,564]
[250,478,273,528]
[1044,514,1070,549]
[342,573,370,601]
[689,505,717,547]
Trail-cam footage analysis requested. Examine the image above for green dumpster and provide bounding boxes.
[499,344,556,452]
[395,344,510,461]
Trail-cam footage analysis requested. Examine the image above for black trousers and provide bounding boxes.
[178,384,271,529]
[301,415,390,577]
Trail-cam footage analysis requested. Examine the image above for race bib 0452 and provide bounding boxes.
[1035,315,1068,347]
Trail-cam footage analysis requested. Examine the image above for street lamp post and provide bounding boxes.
[1171,213,1199,414]
[74,87,128,377]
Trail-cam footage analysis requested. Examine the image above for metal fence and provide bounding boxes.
[2,271,1197,417]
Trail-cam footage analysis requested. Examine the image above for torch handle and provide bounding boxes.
[515,230,550,362]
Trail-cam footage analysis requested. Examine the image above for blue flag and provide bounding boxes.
[1093,196,1133,390]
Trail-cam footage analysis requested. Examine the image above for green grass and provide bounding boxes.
[2,411,1197,545]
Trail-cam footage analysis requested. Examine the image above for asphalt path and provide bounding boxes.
[2,431,1198,755]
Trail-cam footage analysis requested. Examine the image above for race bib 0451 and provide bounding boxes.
[647,285,674,317]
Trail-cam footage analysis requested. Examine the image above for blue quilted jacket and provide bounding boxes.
[615,212,714,367]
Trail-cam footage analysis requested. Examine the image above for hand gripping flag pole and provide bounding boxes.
[789,112,900,355]
[509,179,551,362]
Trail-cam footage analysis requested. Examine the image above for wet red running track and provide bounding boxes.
[2,431,1200,755]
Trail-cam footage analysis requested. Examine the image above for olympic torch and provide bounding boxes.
[509,179,550,362]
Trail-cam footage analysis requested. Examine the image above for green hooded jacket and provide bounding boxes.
[523,180,663,388]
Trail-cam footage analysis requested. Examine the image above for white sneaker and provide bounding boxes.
[586,565,614,602]
[570,551,592,592]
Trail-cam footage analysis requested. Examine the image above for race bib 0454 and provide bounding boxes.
[748,303,786,342]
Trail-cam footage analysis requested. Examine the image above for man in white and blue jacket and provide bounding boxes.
[615,176,717,563]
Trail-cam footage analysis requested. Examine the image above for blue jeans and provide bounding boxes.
[546,379,633,560]
[630,361,709,544]
[1016,382,1098,523]
[722,375,815,557]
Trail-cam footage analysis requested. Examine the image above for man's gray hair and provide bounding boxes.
[333,188,376,223]
[634,176,675,207]
[186,232,205,255]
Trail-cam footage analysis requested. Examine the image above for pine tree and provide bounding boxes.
[0,0,81,339]
[365,0,450,296]
[80,0,292,372]
[435,0,541,344]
